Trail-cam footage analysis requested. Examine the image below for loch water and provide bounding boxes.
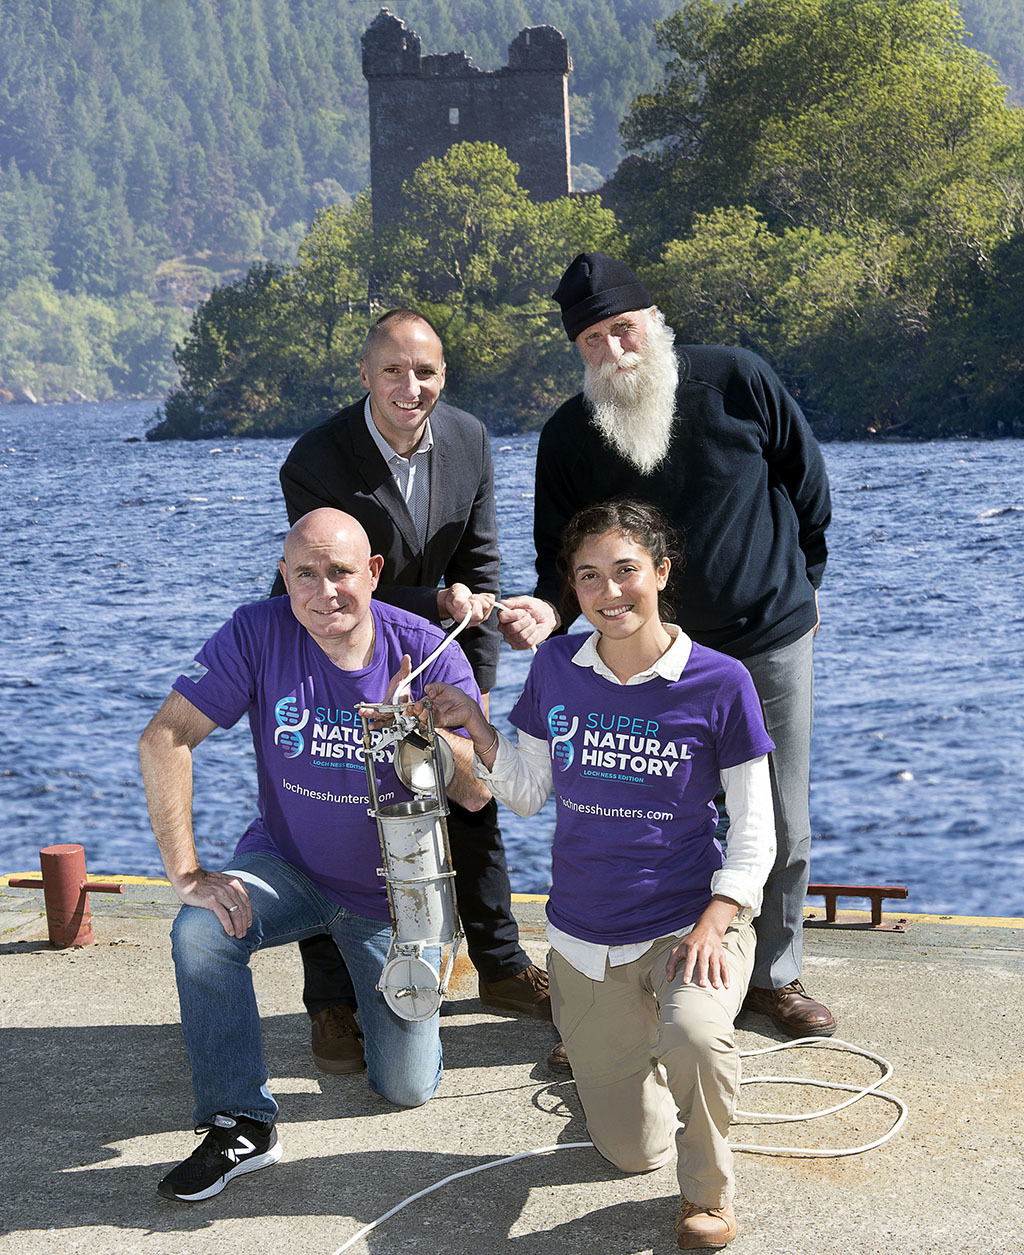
[1,401,1021,917]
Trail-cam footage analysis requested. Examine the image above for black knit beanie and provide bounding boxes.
[552,252,654,342]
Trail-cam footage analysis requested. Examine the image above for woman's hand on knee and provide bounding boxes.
[666,897,740,988]
[666,928,728,988]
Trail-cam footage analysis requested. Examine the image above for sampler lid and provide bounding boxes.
[393,731,455,795]
[378,954,443,1021]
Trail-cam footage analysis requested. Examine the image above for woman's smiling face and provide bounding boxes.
[571,528,670,641]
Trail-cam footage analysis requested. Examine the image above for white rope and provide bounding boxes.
[732,1037,909,1156]
[737,1037,893,1119]
[392,608,473,703]
[329,1143,595,1254]
[389,597,536,708]
[326,1038,906,1251]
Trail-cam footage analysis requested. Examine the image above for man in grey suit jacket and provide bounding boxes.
[277,310,550,1073]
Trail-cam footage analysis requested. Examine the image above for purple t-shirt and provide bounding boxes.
[172,596,479,919]
[509,635,775,944]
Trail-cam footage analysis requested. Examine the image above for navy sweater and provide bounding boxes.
[534,345,831,661]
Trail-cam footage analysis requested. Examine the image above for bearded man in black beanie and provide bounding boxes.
[498,255,835,1228]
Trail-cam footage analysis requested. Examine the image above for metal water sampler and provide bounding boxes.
[360,703,463,1021]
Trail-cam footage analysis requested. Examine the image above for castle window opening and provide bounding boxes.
[449,107,459,126]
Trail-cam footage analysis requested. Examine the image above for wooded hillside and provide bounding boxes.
[1,0,690,399]
[150,0,1024,441]
[1,0,1021,428]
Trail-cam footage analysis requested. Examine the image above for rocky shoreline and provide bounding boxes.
[0,386,158,405]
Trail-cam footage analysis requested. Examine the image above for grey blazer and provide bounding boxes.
[276,397,501,688]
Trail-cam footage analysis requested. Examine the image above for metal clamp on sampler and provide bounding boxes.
[360,702,463,1021]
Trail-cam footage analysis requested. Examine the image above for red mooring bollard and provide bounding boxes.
[8,844,125,947]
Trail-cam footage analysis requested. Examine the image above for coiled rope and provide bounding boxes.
[329,1036,906,1253]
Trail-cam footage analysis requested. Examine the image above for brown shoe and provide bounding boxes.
[676,1198,737,1249]
[479,964,552,1020]
[547,1040,572,1074]
[310,1005,365,1074]
[743,980,837,1037]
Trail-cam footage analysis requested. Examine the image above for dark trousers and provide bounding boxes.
[301,797,531,1015]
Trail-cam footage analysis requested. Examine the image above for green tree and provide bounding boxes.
[614,0,1024,434]
[150,144,624,437]
[383,143,543,305]
[0,271,185,400]
[0,162,56,295]
[288,196,374,363]
[126,133,171,247]
[618,0,1021,250]
[153,262,290,437]
[52,152,146,295]
[648,206,920,430]
[379,143,623,424]
[910,229,1024,435]
[109,296,187,397]
[274,196,377,422]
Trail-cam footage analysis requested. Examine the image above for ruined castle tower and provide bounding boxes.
[362,9,572,228]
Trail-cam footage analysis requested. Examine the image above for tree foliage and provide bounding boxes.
[150,145,622,439]
[0,281,184,401]
[0,0,681,301]
[0,0,685,399]
[911,230,1024,433]
[7,0,1021,429]
[614,0,1024,436]
[619,0,1020,246]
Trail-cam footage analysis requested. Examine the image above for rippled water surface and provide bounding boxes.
[2,402,1021,916]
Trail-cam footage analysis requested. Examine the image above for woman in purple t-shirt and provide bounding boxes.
[418,500,776,1251]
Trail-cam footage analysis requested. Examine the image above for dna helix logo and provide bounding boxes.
[274,694,309,759]
[547,704,579,771]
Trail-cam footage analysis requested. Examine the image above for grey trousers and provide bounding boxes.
[740,628,815,990]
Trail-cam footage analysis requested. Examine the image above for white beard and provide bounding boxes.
[583,314,679,474]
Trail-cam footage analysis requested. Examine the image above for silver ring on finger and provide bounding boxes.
[227,904,240,912]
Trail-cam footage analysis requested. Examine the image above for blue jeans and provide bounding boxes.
[169,852,442,1125]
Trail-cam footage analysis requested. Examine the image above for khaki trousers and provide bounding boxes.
[548,920,755,1208]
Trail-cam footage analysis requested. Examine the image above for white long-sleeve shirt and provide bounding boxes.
[474,626,777,979]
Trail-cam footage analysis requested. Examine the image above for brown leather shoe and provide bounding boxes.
[547,1040,572,1074]
[479,964,552,1020]
[310,1004,366,1074]
[676,1199,737,1249]
[743,980,837,1037]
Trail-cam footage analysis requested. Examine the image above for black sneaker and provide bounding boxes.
[157,1113,281,1201]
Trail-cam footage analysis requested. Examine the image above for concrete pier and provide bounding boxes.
[2,876,1022,1254]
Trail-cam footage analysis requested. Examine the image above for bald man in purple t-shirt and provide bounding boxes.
[139,509,485,1203]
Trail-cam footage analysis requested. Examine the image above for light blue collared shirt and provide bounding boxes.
[363,398,433,546]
